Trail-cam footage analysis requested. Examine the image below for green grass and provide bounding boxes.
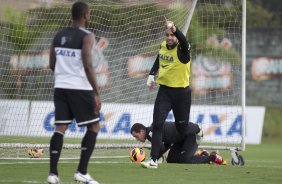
[0,136,136,144]
[1,107,281,183]
[0,143,281,184]
[262,107,282,143]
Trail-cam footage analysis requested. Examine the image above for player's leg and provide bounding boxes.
[151,86,172,161]
[76,123,100,175]
[186,122,201,136]
[172,87,203,150]
[48,88,73,183]
[68,89,100,183]
[180,135,213,164]
[167,135,213,164]
[166,142,183,163]
[74,123,100,184]
[172,87,193,136]
[48,125,68,184]
[142,86,172,168]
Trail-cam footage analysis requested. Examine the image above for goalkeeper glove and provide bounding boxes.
[146,75,156,90]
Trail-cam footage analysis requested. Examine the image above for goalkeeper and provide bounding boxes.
[143,17,193,168]
[131,122,226,165]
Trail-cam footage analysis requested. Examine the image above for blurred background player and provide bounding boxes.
[144,17,192,168]
[131,122,226,165]
[48,1,101,184]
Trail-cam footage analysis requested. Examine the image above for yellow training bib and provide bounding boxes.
[157,41,190,87]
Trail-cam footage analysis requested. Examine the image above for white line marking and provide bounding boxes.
[0,180,42,183]
[0,160,132,165]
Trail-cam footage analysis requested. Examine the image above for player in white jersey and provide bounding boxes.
[47,2,100,184]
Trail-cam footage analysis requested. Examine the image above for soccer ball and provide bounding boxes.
[28,148,44,158]
[129,147,146,162]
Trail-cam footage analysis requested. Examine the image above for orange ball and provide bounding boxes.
[129,147,146,162]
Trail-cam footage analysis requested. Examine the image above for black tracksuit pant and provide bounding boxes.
[151,85,191,160]
[166,134,213,164]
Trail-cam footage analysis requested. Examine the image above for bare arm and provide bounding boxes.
[49,44,56,71]
[82,33,101,114]
[82,33,99,95]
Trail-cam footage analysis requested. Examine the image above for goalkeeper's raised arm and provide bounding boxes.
[146,17,191,90]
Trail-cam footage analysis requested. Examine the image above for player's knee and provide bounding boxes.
[55,125,68,133]
[87,123,100,133]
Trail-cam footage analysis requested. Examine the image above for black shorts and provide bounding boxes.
[54,88,99,127]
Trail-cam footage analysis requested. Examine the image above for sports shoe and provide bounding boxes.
[47,173,60,184]
[141,158,158,169]
[196,149,209,157]
[196,127,204,144]
[74,172,99,184]
[210,152,227,165]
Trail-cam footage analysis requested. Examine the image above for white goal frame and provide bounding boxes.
[0,0,246,164]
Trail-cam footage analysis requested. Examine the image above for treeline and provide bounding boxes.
[0,0,273,100]
[1,1,242,60]
[247,0,281,27]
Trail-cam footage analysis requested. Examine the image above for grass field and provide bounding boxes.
[0,143,281,184]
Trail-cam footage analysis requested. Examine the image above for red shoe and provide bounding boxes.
[210,152,227,165]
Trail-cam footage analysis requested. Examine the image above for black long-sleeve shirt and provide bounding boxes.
[149,27,191,75]
[146,121,198,158]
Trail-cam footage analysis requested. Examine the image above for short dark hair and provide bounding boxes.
[130,123,146,134]
[71,1,89,20]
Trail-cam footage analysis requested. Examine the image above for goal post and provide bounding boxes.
[0,0,246,163]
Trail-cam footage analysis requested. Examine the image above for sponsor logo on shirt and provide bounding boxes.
[159,53,174,62]
[55,49,76,57]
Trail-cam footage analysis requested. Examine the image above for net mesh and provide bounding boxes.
[0,0,243,159]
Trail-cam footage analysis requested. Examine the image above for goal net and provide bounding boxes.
[0,0,245,159]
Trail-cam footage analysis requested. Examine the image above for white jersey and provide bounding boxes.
[53,27,93,90]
